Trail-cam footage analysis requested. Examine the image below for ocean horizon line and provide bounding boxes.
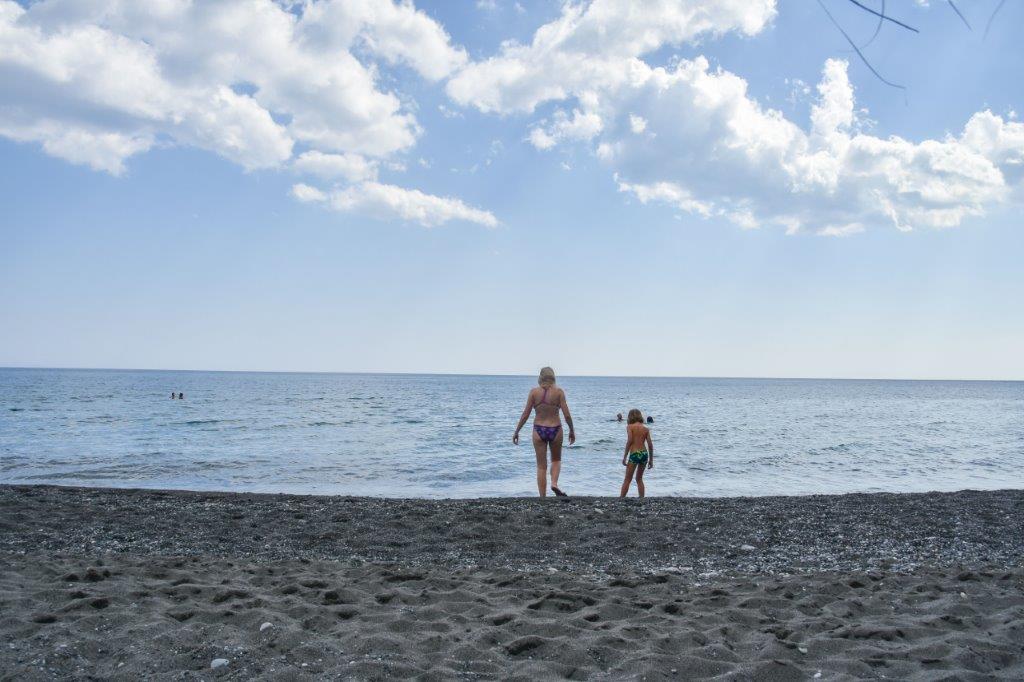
[1,365,1021,383]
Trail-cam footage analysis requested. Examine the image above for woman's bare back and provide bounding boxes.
[529,385,563,426]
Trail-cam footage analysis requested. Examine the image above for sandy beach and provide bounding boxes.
[1,485,1022,680]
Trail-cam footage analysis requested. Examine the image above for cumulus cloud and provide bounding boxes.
[293,151,378,183]
[299,0,467,82]
[0,120,154,175]
[608,58,1019,233]
[0,1,430,171]
[447,0,1024,233]
[291,182,328,203]
[291,181,498,228]
[447,0,777,113]
[528,108,603,150]
[0,0,470,172]
[0,0,497,227]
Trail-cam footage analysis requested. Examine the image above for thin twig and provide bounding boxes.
[947,0,972,30]
[818,0,907,91]
[846,0,918,34]
[984,0,1007,40]
[859,0,886,49]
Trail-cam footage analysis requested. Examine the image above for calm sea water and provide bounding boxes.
[1,368,1021,498]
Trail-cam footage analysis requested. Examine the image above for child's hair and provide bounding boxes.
[627,408,644,424]
[538,367,556,386]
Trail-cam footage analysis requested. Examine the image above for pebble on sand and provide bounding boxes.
[211,658,229,669]
[260,622,273,632]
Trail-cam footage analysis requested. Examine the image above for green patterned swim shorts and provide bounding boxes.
[627,450,649,465]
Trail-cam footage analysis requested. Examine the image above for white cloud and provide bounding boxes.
[299,0,467,82]
[528,109,603,150]
[292,181,498,228]
[291,183,328,203]
[527,128,557,151]
[0,0,501,228]
[446,0,1024,233]
[0,0,464,171]
[438,104,464,119]
[607,58,1019,232]
[0,119,154,175]
[616,177,713,218]
[447,0,777,113]
[293,151,378,182]
[817,223,865,237]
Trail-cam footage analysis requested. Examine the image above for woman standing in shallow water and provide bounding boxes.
[513,367,576,497]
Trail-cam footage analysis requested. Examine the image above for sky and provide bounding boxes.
[1,0,1022,380]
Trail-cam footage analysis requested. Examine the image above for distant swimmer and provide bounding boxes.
[171,392,176,399]
[178,392,184,400]
[646,415,654,424]
[616,413,623,422]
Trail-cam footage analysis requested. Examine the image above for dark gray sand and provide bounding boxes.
[1,486,1023,680]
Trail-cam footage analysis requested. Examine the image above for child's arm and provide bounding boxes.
[512,391,533,444]
[622,426,630,466]
[646,428,654,469]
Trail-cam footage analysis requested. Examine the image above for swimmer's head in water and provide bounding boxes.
[538,367,556,387]
[627,408,643,424]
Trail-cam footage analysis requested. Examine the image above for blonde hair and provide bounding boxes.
[627,408,644,424]
[538,367,556,386]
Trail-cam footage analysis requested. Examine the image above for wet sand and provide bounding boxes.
[2,485,1023,680]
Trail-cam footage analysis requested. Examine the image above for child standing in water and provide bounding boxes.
[620,409,653,498]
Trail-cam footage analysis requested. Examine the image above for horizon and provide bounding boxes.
[2,1,1023,380]
[2,365,1021,383]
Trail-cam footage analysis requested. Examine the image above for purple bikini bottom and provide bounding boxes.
[534,424,561,443]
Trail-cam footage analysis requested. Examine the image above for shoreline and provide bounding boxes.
[3,485,1023,679]
[4,485,1022,574]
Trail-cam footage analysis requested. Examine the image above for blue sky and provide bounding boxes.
[1,0,1022,379]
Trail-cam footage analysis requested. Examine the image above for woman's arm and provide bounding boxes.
[560,390,576,445]
[646,429,654,469]
[513,391,534,444]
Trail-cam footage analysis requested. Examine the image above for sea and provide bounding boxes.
[1,368,1021,498]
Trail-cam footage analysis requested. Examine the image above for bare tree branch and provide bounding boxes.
[947,1,972,30]
[818,0,906,91]
[985,0,1007,40]
[845,0,918,35]
[859,0,886,50]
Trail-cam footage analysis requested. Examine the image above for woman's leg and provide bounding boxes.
[620,463,637,497]
[532,429,548,497]
[635,464,646,498]
[549,429,564,490]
